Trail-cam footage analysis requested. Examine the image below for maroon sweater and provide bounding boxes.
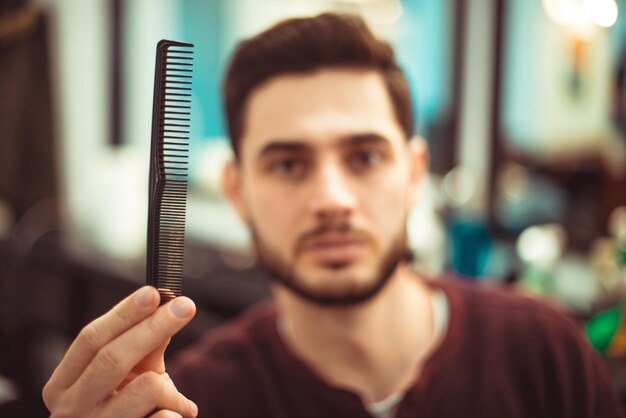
[169,280,624,417]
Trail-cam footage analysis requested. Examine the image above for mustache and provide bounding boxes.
[296,223,371,249]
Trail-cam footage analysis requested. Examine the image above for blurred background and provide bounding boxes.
[0,0,625,415]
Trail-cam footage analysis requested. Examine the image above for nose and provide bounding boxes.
[309,161,357,221]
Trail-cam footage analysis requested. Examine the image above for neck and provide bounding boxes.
[273,265,436,404]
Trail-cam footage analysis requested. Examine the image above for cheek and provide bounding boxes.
[246,183,303,246]
[363,173,412,238]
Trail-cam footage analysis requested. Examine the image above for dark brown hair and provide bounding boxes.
[223,12,414,157]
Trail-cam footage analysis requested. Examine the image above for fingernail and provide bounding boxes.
[189,399,198,416]
[134,286,155,308]
[169,297,193,319]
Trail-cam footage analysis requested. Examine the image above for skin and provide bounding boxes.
[225,69,424,302]
[42,287,198,417]
[43,67,434,415]
[223,69,436,403]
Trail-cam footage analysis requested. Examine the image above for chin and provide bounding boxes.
[256,233,409,307]
[295,263,378,293]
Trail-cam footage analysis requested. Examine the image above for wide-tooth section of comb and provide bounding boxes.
[147,40,193,304]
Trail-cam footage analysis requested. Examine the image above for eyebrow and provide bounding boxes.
[257,132,392,160]
[337,132,391,148]
[257,142,311,160]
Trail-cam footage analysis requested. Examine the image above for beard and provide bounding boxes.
[250,221,413,307]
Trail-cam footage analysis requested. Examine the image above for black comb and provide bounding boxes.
[146,40,194,304]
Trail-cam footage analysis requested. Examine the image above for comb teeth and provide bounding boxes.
[147,40,193,304]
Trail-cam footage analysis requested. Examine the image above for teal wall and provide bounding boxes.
[175,0,452,141]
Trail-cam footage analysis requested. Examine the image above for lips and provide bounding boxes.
[298,233,368,264]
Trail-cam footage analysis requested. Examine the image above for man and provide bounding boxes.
[43,13,623,418]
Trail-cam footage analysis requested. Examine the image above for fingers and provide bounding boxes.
[42,289,198,418]
[117,339,171,391]
[137,338,171,375]
[70,297,196,409]
[99,372,197,418]
[44,286,161,409]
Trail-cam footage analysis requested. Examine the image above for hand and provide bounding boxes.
[42,286,198,418]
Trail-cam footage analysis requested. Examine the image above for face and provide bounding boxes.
[224,69,426,306]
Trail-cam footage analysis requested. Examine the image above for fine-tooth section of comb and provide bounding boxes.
[147,40,193,304]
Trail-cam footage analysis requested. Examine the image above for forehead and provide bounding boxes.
[240,69,404,157]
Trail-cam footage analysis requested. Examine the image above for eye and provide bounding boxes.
[270,158,307,179]
[349,149,382,171]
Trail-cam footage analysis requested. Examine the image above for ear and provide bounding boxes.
[407,135,429,204]
[222,159,250,223]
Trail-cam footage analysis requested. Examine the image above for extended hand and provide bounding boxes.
[42,286,198,418]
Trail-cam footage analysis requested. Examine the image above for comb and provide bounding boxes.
[146,40,194,304]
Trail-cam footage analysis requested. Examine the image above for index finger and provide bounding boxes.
[69,297,196,410]
[46,286,161,392]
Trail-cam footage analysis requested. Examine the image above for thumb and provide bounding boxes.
[137,337,171,374]
[116,338,170,391]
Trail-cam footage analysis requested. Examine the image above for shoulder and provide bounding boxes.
[431,277,595,373]
[435,277,582,337]
[431,278,624,417]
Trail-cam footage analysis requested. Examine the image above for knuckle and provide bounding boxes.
[42,384,71,415]
[95,346,124,371]
[78,323,102,350]
[137,371,165,399]
[41,382,53,408]
[47,398,78,418]
[121,372,164,413]
[147,316,165,337]
[112,302,134,328]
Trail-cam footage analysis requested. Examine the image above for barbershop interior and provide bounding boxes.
[1,0,626,416]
